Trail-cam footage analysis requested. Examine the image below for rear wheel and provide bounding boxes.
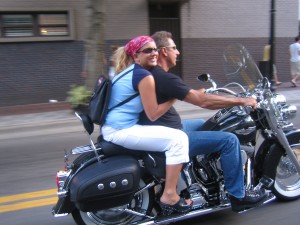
[71,178,154,225]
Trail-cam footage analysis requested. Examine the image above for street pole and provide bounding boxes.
[270,0,276,91]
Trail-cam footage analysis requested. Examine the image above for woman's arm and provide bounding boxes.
[138,75,176,121]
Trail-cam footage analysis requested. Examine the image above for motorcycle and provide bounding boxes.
[52,44,300,225]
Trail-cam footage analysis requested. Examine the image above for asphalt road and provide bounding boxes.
[1,126,300,225]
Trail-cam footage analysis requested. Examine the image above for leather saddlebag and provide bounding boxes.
[70,155,140,212]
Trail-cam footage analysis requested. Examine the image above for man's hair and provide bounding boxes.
[151,31,173,49]
[295,36,300,42]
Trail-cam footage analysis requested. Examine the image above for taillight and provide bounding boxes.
[55,170,69,190]
[55,173,59,188]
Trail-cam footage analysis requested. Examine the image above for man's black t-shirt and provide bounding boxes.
[138,66,191,129]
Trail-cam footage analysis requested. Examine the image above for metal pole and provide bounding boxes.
[270,0,276,91]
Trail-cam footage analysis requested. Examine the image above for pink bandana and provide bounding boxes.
[125,36,154,57]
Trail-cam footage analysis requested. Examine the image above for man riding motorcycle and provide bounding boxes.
[139,31,267,212]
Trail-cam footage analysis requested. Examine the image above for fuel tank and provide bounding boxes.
[199,106,256,143]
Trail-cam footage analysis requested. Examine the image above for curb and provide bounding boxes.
[0,82,299,117]
[0,102,71,117]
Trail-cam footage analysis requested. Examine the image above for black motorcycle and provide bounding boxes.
[52,44,300,225]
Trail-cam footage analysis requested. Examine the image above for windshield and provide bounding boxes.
[223,44,263,90]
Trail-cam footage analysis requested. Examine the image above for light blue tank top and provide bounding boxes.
[104,64,151,129]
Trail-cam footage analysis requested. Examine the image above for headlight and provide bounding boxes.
[281,105,297,120]
[274,94,286,105]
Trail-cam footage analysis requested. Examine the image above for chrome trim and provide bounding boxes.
[57,190,68,197]
[71,145,94,154]
[52,212,69,217]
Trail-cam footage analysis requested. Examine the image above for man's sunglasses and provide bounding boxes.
[164,45,177,50]
[137,48,158,54]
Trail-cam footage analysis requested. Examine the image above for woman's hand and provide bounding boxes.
[139,75,175,121]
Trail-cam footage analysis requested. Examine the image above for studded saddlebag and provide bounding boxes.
[70,155,141,212]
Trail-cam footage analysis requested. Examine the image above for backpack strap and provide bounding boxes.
[108,92,139,112]
[111,68,133,86]
[108,68,139,111]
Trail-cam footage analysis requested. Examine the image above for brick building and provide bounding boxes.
[0,0,298,107]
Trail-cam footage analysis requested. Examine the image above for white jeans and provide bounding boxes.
[101,124,189,165]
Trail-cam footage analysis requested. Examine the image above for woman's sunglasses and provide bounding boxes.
[137,48,158,54]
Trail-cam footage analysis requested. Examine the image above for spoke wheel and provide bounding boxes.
[273,144,300,200]
[263,134,300,201]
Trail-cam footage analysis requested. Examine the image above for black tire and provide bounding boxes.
[71,178,154,225]
[263,132,300,201]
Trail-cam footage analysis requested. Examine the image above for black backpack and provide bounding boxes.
[89,69,138,125]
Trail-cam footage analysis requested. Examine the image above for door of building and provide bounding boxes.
[149,2,182,77]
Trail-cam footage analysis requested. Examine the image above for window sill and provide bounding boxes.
[0,36,74,43]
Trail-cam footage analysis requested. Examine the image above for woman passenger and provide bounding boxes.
[101,36,192,214]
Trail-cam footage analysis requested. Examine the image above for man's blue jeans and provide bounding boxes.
[182,119,245,199]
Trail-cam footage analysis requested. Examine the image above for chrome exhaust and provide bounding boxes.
[136,204,231,225]
[135,194,276,225]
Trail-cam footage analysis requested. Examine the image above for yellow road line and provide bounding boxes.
[0,189,58,213]
[0,189,57,204]
[0,197,58,213]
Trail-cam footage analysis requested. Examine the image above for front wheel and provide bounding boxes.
[263,132,300,201]
[71,178,154,225]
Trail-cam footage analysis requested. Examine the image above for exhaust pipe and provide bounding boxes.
[137,204,231,225]
[136,193,276,225]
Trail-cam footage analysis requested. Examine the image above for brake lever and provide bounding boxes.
[204,88,217,94]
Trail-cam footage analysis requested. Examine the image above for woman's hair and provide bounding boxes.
[113,47,134,74]
[113,35,154,75]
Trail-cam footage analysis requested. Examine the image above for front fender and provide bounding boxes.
[283,129,300,141]
[254,129,300,180]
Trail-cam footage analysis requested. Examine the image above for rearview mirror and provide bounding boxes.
[197,73,210,82]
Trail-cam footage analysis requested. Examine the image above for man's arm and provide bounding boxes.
[184,89,256,110]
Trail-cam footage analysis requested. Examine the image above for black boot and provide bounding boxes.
[159,197,192,215]
[229,189,268,212]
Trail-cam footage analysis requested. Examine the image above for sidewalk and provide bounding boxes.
[0,82,299,130]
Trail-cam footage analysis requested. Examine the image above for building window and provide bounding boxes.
[39,14,68,36]
[0,10,74,42]
[2,14,34,37]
